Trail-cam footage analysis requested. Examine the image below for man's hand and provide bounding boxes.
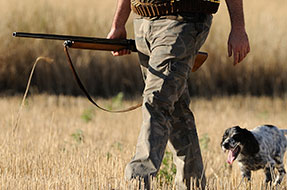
[228,28,250,65]
[225,0,250,65]
[107,0,131,56]
[107,27,131,56]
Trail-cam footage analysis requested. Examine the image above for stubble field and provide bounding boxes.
[0,95,286,189]
[1,0,287,189]
[1,0,287,96]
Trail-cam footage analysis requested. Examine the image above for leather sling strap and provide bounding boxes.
[63,45,142,113]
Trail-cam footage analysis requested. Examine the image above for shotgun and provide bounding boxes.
[12,32,208,112]
[12,32,208,72]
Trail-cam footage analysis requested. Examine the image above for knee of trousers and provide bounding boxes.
[143,59,191,114]
[143,78,188,115]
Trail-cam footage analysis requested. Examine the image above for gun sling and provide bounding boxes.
[63,44,142,113]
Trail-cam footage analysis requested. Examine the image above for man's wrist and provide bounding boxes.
[230,25,246,33]
[111,24,126,31]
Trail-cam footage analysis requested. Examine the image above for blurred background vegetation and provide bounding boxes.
[1,0,286,98]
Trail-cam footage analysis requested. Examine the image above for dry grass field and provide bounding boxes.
[0,0,286,96]
[0,95,286,189]
[0,0,287,189]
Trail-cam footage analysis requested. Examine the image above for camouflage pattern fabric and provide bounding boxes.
[125,13,212,190]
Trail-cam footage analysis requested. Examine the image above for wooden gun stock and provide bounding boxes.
[65,41,208,72]
[193,52,208,72]
[64,40,131,52]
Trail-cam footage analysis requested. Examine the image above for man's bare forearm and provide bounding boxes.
[225,0,245,31]
[225,0,250,64]
[111,0,131,29]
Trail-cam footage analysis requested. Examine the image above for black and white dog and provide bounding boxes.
[221,125,287,185]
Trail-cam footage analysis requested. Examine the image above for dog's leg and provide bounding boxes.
[237,167,252,189]
[244,177,252,190]
[237,174,251,190]
[264,165,272,184]
[240,167,251,181]
[274,163,286,185]
[264,166,273,190]
[264,161,277,190]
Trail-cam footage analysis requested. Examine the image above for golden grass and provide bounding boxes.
[0,0,286,96]
[1,0,287,188]
[0,95,287,189]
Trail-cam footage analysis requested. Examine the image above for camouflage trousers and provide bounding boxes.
[125,13,212,190]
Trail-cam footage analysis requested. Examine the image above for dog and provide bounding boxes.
[221,125,287,185]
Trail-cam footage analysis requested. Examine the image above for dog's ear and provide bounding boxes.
[234,126,241,130]
[238,128,260,155]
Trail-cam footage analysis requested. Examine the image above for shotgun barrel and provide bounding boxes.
[13,32,138,52]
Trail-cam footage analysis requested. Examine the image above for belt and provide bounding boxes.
[131,0,220,17]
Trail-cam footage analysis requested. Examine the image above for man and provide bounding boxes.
[107,0,250,189]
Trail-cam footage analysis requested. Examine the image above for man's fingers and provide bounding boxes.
[122,49,131,55]
[234,49,248,65]
[111,51,119,56]
[228,30,250,65]
[118,50,125,56]
[111,49,131,56]
[118,49,131,55]
[238,45,250,63]
[246,45,250,55]
[228,43,232,57]
[238,49,245,63]
[233,51,239,65]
